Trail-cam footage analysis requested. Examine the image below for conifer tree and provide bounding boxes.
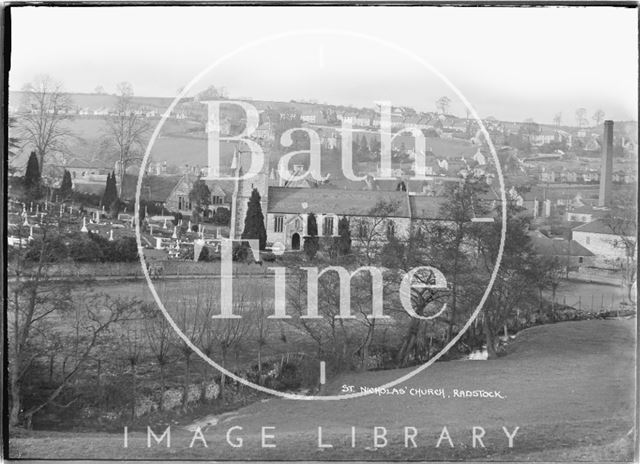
[102,172,119,210]
[241,188,267,250]
[24,151,42,200]
[304,212,320,260]
[360,134,370,156]
[59,169,73,199]
[336,216,351,256]
[102,172,112,207]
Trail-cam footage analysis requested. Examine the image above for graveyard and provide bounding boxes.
[6,197,235,272]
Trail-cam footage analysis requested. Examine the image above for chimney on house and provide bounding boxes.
[598,120,614,207]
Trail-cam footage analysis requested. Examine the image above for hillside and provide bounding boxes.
[10,318,636,461]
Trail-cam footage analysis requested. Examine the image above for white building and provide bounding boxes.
[572,219,633,260]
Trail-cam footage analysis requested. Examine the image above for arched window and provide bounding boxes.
[323,216,334,236]
[387,220,395,239]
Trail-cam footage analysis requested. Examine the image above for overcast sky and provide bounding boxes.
[9,6,638,124]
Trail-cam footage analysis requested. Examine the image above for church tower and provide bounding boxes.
[230,144,270,239]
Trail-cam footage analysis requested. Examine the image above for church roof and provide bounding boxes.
[267,187,412,218]
[409,196,446,219]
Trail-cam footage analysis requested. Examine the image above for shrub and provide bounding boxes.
[196,245,210,262]
[232,242,248,262]
[276,362,302,390]
[24,234,69,262]
[113,237,139,262]
[213,207,231,226]
[179,246,194,260]
[67,233,104,262]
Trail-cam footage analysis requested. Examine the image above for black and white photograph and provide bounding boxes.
[3,4,638,462]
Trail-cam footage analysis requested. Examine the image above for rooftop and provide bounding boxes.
[529,231,594,257]
[572,219,617,235]
[267,187,412,217]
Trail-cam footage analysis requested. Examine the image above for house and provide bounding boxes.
[279,109,299,121]
[572,219,634,261]
[565,205,606,223]
[337,112,358,125]
[355,112,373,127]
[580,170,600,183]
[583,136,601,152]
[54,158,113,190]
[539,170,556,183]
[300,109,325,124]
[163,174,236,216]
[253,122,275,141]
[120,174,184,209]
[528,128,570,147]
[529,230,594,268]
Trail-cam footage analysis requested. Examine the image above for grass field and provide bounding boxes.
[9,318,636,461]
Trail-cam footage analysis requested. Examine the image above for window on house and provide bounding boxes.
[212,195,223,205]
[274,215,284,233]
[178,196,192,211]
[323,216,334,236]
[578,257,584,264]
[358,222,369,238]
[387,220,396,238]
[586,236,590,245]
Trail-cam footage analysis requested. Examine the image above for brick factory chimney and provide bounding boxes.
[598,120,614,207]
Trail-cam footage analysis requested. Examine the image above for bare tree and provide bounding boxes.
[248,288,270,381]
[104,82,150,196]
[171,288,206,411]
[592,109,605,126]
[206,295,253,398]
[121,325,145,420]
[352,201,400,265]
[382,231,451,367]
[17,75,73,169]
[602,192,637,303]
[435,96,451,115]
[143,311,174,411]
[575,108,588,127]
[553,112,562,127]
[8,243,140,430]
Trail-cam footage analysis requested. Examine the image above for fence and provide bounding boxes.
[15,261,275,280]
[557,292,628,313]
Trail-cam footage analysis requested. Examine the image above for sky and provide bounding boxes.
[8,6,638,124]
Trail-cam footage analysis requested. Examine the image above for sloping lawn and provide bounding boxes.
[10,318,636,461]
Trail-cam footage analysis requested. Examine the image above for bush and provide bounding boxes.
[276,362,302,390]
[113,237,139,262]
[303,236,319,260]
[196,245,210,262]
[67,233,105,262]
[173,212,183,226]
[213,207,231,226]
[24,234,69,262]
[71,192,102,208]
[232,242,248,262]
[179,246,194,260]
